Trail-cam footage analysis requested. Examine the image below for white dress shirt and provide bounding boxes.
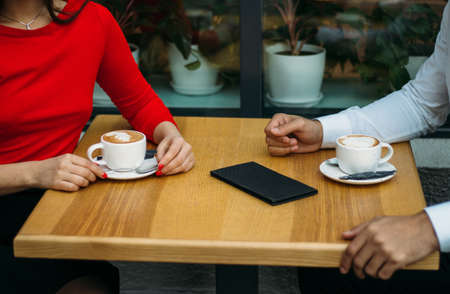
[316,4,450,252]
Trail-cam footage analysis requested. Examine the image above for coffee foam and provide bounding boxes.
[107,131,131,142]
[103,130,143,144]
[340,136,378,148]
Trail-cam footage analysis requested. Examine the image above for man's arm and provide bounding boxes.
[332,3,450,280]
[265,6,450,277]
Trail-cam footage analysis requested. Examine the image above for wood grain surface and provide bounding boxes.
[14,115,439,269]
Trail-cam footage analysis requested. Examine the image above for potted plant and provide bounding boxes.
[163,8,222,95]
[137,1,223,95]
[264,0,326,107]
[137,1,240,95]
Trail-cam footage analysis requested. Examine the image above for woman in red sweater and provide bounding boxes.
[0,0,194,292]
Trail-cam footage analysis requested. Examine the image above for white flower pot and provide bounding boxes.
[265,43,326,107]
[94,43,139,106]
[405,56,428,80]
[168,43,221,95]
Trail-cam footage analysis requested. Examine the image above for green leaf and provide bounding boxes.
[406,3,434,15]
[185,61,201,71]
[389,66,410,90]
[356,64,378,82]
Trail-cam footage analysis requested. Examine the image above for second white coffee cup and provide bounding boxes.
[87,130,146,172]
[336,134,394,174]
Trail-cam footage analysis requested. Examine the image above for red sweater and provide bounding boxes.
[0,0,175,164]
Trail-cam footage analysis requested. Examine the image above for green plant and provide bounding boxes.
[328,2,440,96]
[402,4,440,56]
[265,0,339,55]
[319,7,364,75]
[273,0,305,55]
[358,3,440,94]
[138,2,219,71]
[155,4,192,56]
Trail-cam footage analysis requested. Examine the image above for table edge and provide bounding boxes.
[14,234,439,270]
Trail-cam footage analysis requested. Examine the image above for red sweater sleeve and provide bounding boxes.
[95,4,175,142]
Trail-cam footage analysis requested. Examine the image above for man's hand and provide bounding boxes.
[340,212,439,280]
[264,113,323,156]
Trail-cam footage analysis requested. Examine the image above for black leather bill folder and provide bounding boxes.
[210,161,317,206]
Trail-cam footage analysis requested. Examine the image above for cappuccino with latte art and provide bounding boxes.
[87,130,146,172]
[336,134,393,174]
[103,130,144,144]
[338,135,379,148]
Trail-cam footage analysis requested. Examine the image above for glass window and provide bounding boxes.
[93,0,447,120]
[262,0,445,116]
[94,0,240,115]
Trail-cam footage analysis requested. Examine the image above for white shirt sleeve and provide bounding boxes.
[425,203,450,252]
[316,4,450,252]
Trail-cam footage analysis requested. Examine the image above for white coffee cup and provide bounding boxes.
[336,134,394,174]
[87,130,146,172]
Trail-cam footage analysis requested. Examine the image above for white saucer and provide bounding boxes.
[266,92,324,108]
[170,81,224,96]
[101,160,157,180]
[319,158,397,185]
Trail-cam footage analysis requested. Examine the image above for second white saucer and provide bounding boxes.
[319,158,397,185]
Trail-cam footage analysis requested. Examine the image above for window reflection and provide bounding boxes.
[263,0,444,110]
[95,0,240,110]
[137,0,240,96]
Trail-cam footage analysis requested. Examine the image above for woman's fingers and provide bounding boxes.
[160,142,193,175]
[50,170,88,192]
[59,155,103,190]
[62,171,90,188]
[156,137,171,164]
[157,137,184,167]
[71,154,104,178]
[37,154,108,192]
[69,164,97,182]
[54,181,80,192]
[163,152,195,175]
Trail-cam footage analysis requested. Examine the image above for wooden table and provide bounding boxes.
[14,115,439,292]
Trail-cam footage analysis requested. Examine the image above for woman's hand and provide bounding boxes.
[31,154,106,192]
[153,121,195,176]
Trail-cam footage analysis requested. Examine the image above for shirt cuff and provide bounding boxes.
[424,202,450,252]
[316,112,353,149]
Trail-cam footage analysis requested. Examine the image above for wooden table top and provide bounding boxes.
[14,115,439,269]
